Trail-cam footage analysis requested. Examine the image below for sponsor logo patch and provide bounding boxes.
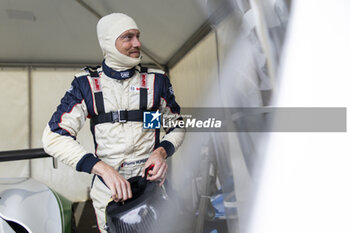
[141,74,147,87]
[93,78,101,91]
[121,71,130,78]
[168,86,174,95]
[130,86,149,92]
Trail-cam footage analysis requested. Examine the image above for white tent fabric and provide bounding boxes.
[170,32,219,108]
[0,68,29,177]
[0,68,29,150]
[0,67,94,201]
[30,67,94,201]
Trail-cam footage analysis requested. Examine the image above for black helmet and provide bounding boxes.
[105,166,169,233]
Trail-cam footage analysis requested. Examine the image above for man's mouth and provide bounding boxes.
[130,50,140,55]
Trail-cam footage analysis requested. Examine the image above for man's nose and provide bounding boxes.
[132,37,141,48]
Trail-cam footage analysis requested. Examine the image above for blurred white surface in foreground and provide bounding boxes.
[247,0,350,233]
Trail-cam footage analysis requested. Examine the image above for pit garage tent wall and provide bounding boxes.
[0,67,94,201]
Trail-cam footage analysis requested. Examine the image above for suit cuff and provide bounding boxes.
[76,153,100,173]
[158,140,175,158]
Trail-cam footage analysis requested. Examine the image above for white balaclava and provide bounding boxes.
[97,13,141,71]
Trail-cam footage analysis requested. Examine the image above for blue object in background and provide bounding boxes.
[211,193,226,219]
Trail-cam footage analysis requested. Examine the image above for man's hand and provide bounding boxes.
[91,161,132,202]
[142,147,168,186]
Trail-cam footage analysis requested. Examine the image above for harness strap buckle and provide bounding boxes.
[111,111,119,123]
[112,110,127,123]
[119,110,127,123]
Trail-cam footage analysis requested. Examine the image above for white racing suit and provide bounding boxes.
[42,61,185,232]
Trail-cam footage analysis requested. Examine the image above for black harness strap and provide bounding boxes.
[139,88,147,110]
[139,66,148,110]
[91,110,144,125]
[140,66,148,73]
[85,66,105,114]
[95,92,105,114]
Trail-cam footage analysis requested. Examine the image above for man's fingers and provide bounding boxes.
[159,163,168,180]
[126,181,132,198]
[154,163,166,179]
[101,166,133,202]
[121,182,128,201]
[111,187,118,201]
[161,164,168,179]
[148,163,166,181]
[147,161,162,178]
[143,162,157,178]
[112,180,133,202]
[142,161,151,177]
[151,162,160,175]
[115,182,123,202]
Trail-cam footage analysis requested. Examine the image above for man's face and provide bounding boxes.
[115,29,141,58]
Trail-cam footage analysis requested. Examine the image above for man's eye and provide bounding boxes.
[123,35,133,40]
[121,35,129,40]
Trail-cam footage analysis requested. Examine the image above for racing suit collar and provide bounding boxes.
[102,60,136,80]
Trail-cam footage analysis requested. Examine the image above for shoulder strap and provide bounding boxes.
[139,67,148,110]
[140,66,148,73]
[85,66,105,114]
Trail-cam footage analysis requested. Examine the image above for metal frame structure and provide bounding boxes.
[0,0,233,73]
[0,148,50,162]
[167,0,233,70]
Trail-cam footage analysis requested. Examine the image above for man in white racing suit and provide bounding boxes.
[42,13,185,232]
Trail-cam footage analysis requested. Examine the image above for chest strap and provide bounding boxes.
[91,109,144,126]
